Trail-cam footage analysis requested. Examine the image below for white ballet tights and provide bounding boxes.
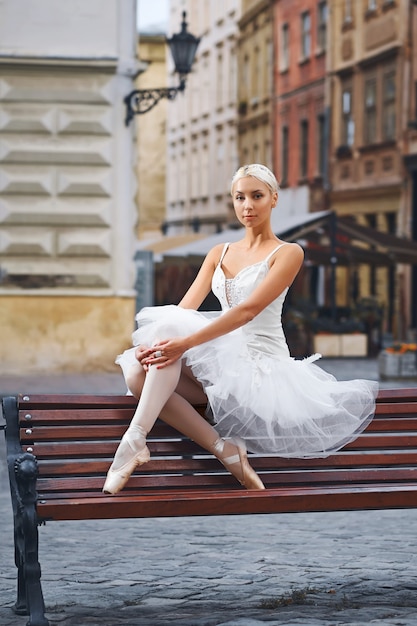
[130,359,182,433]
[112,360,246,482]
[109,361,181,471]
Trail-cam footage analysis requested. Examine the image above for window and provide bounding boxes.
[216,138,225,194]
[342,87,354,146]
[217,51,223,109]
[254,46,261,99]
[300,119,309,179]
[243,55,250,101]
[364,78,377,144]
[415,81,417,119]
[281,125,289,184]
[317,114,326,177]
[301,12,311,59]
[266,39,273,91]
[281,23,289,70]
[344,0,353,23]
[385,211,396,235]
[317,2,327,51]
[383,71,396,141]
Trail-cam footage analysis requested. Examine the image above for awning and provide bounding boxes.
[337,217,417,265]
[136,233,206,257]
[298,215,417,266]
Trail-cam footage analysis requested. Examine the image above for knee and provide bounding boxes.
[154,322,182,342]
[126,364,145,398]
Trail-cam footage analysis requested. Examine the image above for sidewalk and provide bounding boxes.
[1,359,417,626]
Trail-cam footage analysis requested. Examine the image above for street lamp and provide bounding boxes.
[124,11,200,126]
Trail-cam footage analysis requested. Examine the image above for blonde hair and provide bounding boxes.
[231,164,279,195]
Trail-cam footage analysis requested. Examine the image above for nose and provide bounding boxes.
[243,197,253,210]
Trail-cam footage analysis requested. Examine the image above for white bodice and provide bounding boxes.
[211,243,290,358]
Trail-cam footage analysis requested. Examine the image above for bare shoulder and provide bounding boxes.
[270,241,304,271]
[274,241,304,259]
[205,243,227,264]
[285,241,304,258]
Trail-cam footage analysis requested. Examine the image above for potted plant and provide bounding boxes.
[378,343,417,379]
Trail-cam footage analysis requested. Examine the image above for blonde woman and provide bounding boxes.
[103,164,378,494]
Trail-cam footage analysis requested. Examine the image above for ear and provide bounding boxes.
[272,191,278,207]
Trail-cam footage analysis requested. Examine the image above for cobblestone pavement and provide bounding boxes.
[1,359,417,626]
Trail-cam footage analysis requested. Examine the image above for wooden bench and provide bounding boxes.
[2,388,417,626]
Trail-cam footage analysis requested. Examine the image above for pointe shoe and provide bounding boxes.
[213,437,265,490]
[103,426,150,495]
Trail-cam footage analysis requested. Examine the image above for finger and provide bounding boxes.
[157,356,178,369]
[145,351,164,364]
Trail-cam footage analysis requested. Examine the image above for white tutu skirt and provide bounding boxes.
[116,305,379,458]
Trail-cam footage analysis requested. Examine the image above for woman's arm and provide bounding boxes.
[177,244,223,310]
[152,243,303,367]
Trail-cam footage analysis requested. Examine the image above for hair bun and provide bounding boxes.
[231,164,279,194]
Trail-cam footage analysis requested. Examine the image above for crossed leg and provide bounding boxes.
[103,359,265,493]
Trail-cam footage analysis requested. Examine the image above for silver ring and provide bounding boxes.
[154,350,163,358]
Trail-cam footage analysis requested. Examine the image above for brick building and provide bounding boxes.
[273,0,328,216]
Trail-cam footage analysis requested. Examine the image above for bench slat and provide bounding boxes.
[35,483,417,520]
[375,402,417,415]
[21,432,417,460]
[18,403,417,431]
[14,388,417,414]
[18,417,417,445]
[376,388,417,401]
[18,394,137,408]
[35,466,417,495]
[34,450,417,478]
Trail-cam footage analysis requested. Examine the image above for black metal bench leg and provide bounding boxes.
[14,453,49,626]
[3,397,49,626]
[13,510,28,615]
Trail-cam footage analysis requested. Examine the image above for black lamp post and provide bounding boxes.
[124,11,200,126]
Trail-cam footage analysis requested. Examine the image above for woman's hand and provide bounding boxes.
[146,337,189,369]
[134,345,154,372]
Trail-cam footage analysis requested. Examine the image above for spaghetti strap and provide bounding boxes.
[265,242,289,263]
[218,242,230,265]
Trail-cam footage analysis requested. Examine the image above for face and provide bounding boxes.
[232,176,278,228]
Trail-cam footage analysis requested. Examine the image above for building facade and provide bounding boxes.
[237,0,274,172]
[402,0,417,334]
[0,0,139,374]
[135,33,168,241]
[165,0,241,235]
[328,0,408,332]
[273,0,328,218]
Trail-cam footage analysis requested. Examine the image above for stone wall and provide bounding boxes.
[0,0,138,374]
